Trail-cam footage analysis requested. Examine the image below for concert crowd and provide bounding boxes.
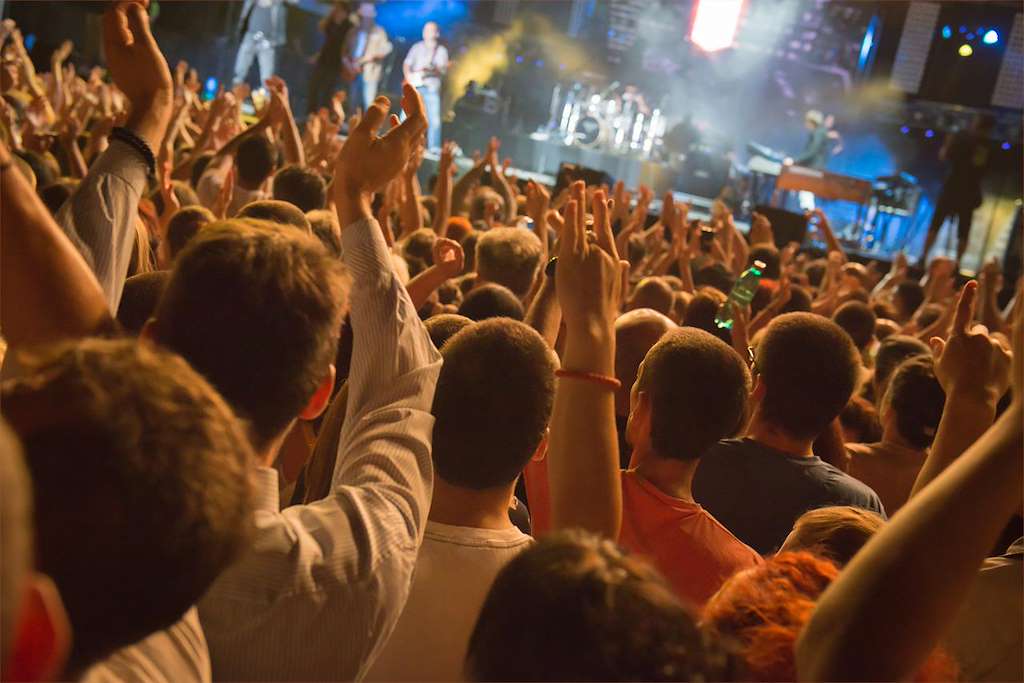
[1,3,1021,682]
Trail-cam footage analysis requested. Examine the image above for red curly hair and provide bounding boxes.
[701,552,958,681]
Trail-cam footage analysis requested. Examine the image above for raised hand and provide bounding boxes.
[102,1,173,149]
[930,281,1012,405]
[432,238,465,279]
[750,211,774,246]
[51,39,73,66]
[439,140,456,178]
[212,165,235,219]
[333,82,428,227]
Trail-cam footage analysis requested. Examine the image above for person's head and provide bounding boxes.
[702,552,838,681]
[874,317,900,341]
[457,283,524,321]
[150,219,346,452]
[749,245,781,280]
[805,109,824,130]
[401,228,437,266]
[804,259,827,288]
[614,309,675,417]
[872,335,930,408]
[475,227,543,298]
[150,180,200,216]
[190,151,215,189]
[422,20,439,43]
[16,150,57,189]
[469,187,505,223]
[431,319,555,490]
[423,313,474,350]
[780,506,885,566]
[894,281,925,322]
[625,277,674,317]
[161,206,215,266]
[466,530,736,681]
[116,271,170,335]
[235,135,277,189]
[838,395,881,444]
[1,420,69,682]
[832,301,877,352]
[236,199,312,233]
[913,302,945,330]
[2,339,253,675]
[306,209,342,258]
[39,179,79,216]
[629,328,750,462]
[357,1,376,24]
[881,356,945,450]
[693,263,735,295]
[272,165,326,213]
[681,288,731,345]
[752,313,859,441]
[781,284,812,313]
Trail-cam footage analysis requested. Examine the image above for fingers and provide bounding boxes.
[562,199,582,257]
[593,189,617,260]
[356,95,389,135]
[951,280,978,336]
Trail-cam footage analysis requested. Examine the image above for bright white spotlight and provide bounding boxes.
[983,29,999,44]
[691,0,744,53]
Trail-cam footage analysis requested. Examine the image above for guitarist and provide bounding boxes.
[403,21,449,152]
[341,2,393,114]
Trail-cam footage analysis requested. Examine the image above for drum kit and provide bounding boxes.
[544,78,666,158]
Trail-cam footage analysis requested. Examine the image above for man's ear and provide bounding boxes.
[299,365,336,421]
[139,317,159,344]
[530,429,549,463]
[3,574,70,683]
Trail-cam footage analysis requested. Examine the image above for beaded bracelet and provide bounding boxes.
[555,369,622,391]
[111,126,156,176]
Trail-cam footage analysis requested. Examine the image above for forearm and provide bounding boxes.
[524,277,561,349]
[432,172,451,236]
[399,174,421,234]
[548,323,622,538]
[451,163,484,215]
[63,137,89,179]
[910,394,997,498]
[1,157,113,349]
[797,403,1023,682]
[279,113,305,166]
[495,172,517,225]
[405,264,448,311]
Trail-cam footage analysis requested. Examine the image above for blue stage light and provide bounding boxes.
[900,126,910,134]
[941,25,952,39]
[966,32,975,40]
[959,25,967,34]
[1002,142,1011,150]
[983,30,999,44]
[515,55,524,64]
[924,129,935,138]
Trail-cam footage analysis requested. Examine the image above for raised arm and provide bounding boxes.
[811,208,847,263]
[56,2,172,310]
[265,75,304,166]
[432,140,455,235]
[547,182,625,538]
[405,238,464,310]
[796,295,1021,682]
[0,140,113,351]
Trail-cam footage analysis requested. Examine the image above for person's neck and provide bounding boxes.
[429,476,516,531]
[746,412,815,457]
[424,39,437,48]
[880,424,919,452]
[633,446,699,502]
[255,426,290,469]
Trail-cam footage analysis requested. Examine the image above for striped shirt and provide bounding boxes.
[198,217,443,681]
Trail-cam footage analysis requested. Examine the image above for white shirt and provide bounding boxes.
[82,608,209,683]
[403,41,449,91]
[196,164,268,218]
[197,218,443,681]
[364,521,534,682]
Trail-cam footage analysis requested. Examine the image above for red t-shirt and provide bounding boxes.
[524,458,762,608]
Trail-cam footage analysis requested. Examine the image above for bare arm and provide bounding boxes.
[813,208,847,263]
[432,140,455,236]
[404,238,464,310]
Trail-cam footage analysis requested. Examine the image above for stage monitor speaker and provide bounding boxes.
[754,205,808,248]
[675,147,731,199]
[553,162,614,196]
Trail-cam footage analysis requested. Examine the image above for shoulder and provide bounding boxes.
[820,461,885,510]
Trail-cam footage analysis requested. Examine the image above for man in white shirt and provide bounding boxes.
[146,85,437,680]
[366,318,555,681]
[403,21,448,151]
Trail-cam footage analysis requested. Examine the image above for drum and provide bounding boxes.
[575,114,606,148]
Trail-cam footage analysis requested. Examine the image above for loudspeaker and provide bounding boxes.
[553,162,614,197]
[675,147,731,198]
[754,205,808,247]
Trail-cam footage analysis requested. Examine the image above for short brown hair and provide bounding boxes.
[780,506,885,566]
[475,227,543,298]
[2,339,253,674]
[467,530,737,681]
[627,277,675,317]
[272,164,326,212]
[884,356,945,449]
[638,328,750,459]
[832,301,877,350]
[306,209,342,258]
[423,313,473,350]
[154,219,347,448]
[756,313,859,439]
[457,283,524,321]
[166,206,215,261]
[237,199,312,234]
[431,319,555,489]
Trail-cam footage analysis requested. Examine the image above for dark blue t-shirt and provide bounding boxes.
[693,438,886,554]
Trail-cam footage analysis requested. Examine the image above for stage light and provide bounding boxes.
[941,25,952,39]
[983,29,999,44]
[958,43,973,57]
[900,125,910,134]
[690,0,744,53]
[1002,142,1011,150]
[925,129,935,138]
[966,32,975,40]
[534,59,544,67]
[959,25,967,33]
[515,55,523,64]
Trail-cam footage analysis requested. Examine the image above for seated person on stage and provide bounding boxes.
[365,319,554,681]
[693,313,885,554]
[843,356,946,515]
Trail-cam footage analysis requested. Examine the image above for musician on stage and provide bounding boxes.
[783,109,830,210]
[918,113,995,267]
[233,0,297,89]
[307,1,354,114]
[341,2,392,114]
[403,21,448,152]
